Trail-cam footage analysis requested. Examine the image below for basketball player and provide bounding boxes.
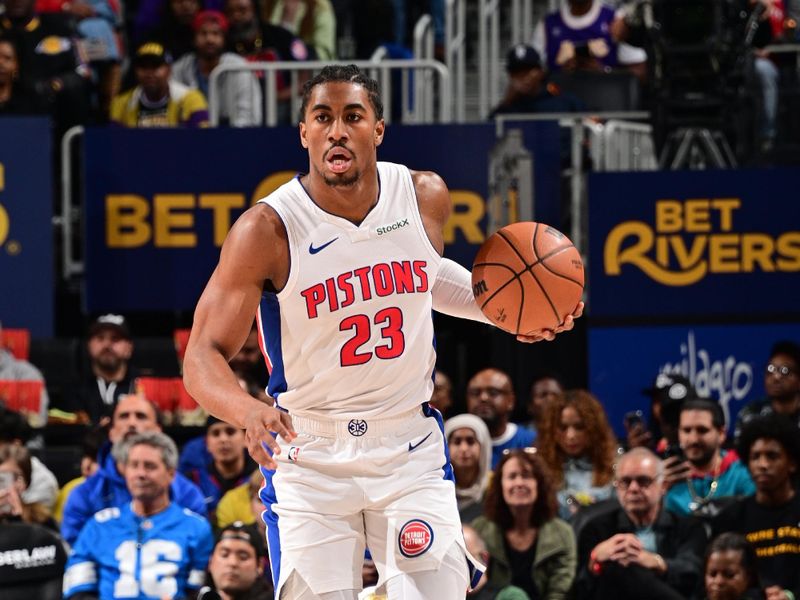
[184,64,583,600]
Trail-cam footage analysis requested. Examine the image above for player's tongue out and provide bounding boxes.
[327,149,352,173]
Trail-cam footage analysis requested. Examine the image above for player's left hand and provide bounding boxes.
[516,301,584,343]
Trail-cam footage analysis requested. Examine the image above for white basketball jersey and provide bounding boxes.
[256,162,441,419]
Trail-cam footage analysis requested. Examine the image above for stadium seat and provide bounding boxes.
[0,328,30,360]
[174,328,191,364]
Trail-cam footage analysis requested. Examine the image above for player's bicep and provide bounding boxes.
[412,170,451,255]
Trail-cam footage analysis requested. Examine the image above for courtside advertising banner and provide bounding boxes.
[589,322,800,437]
[588,169,797,320]
[83,123,560,311]
[0,118,53,336]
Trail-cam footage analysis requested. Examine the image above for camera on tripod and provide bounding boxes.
[620,0,764,167]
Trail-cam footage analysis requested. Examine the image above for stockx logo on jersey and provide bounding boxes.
[376,218,409,236]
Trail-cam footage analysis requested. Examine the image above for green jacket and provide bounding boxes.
[471,516,576,600]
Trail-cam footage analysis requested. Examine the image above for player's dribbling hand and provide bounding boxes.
[242,406,297,470]
[516,301,584,343]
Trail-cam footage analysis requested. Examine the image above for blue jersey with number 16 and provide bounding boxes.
[63,502,213,599]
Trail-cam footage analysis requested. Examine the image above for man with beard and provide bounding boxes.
[735,341,800,444]
[574,448,706,600]
[205,522,273,599]
[60,394,206,545]
[63,432,214,600]
[714,414,800,600]
[467,368,536,468]
[74,314,137,424]
[110,41,208,127]
[171,10,261,127]
[664,399,754,516]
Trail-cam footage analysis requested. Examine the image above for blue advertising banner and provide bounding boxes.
[589,322,800,437]
[588,170,798,320]
[83,123,560,312]
[0,118,53,336]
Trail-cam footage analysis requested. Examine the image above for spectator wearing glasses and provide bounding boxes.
[734,341,800,443]
[574,447,706,600]
[467,368,536,468]
[471,448,576,599]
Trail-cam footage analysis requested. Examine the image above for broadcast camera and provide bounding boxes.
[618,0,767,166]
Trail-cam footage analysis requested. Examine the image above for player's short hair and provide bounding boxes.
[737,414,800,468]
[119,431,179,471]
[769,340,800,367]
[298,64,384,123]
[680,399,725,429]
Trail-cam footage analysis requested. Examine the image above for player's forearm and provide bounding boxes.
[183,345,267,429]
[432,258,492,324]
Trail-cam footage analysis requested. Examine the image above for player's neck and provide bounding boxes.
[304,172,380,226]
[132,494,170,517]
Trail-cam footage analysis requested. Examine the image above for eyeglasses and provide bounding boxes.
[466,387,510,399]
[615,475,657,490]
[766,364,796,377]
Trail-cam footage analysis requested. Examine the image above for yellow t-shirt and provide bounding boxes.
[216,481,256,529]
[53,476,85,524]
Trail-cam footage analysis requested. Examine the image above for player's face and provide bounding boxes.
[529,377,562,422]
[448,428,481,471]
[748,438,796,493]
[299,82,384,188]
[466,370,514,424]
[500,456,538,508]
[705,549,749,600]
[206,422,246,463]
[557,406,588,458]
[678,409,723,468]
[764,353,799,401]
[124,444,174,501]
[110,396,160,443]
[210,538,260,593]
[88,329,132,371]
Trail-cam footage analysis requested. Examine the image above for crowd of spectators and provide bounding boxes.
[1,311,799,598]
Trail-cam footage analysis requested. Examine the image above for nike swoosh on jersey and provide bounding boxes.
[309,237,339,254]
[408,432,432,452]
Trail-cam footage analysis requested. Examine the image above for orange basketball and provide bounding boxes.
[471,222,584,335]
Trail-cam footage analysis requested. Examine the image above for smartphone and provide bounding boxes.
[0,471,14,515]
[623,410,645,429]
[662,444,686,462]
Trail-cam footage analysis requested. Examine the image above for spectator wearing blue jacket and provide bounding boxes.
[60,393,206,545]
[181,415,255,523]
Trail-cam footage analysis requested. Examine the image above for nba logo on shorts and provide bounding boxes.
[398,519,434,558]
[288,446,300,462]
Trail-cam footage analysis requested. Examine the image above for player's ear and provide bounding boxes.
[374,119,385,147]
[299,121,308,149]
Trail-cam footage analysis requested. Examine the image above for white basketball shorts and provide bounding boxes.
[257,404,482,597]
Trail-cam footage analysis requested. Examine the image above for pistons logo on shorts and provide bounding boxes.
[398,519,434,558]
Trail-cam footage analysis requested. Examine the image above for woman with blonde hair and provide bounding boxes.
[536,389,618,520]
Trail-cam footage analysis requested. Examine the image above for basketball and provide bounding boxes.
[471,222,584,335]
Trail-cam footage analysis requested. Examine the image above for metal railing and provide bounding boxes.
[208,59,451,127]
[478,0,502,119]
[60,125,84,280]
[445,0,467,122]
[412,15,436,123]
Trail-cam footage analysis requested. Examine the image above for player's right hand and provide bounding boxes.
[242,406,297,470]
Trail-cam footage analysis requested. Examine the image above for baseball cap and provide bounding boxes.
[134,42,172,67]
[88,314,131,340]
[506,44,542,73]
[193,10,229,33]
[215,522,266,557]
[642,373,701,406]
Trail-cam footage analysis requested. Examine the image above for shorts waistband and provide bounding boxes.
[289,407,423,438]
